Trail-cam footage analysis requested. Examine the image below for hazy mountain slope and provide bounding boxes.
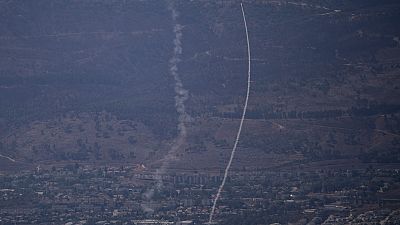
[1,0,400,170]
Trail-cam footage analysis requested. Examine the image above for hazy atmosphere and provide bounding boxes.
[0,0,400,224]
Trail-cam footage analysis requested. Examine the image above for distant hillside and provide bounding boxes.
[1,0,400,171]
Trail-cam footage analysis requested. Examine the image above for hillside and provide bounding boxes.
[1,0,400,171]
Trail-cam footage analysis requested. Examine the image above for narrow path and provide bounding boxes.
[0,154,16,163]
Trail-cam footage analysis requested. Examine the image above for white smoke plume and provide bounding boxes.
[209,3,252,223]
[142,2,189,211]
[157,0,189,189]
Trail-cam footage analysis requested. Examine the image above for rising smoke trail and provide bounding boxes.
[142,2,189,209]
[156,1,190,189]
[208,3,251,223]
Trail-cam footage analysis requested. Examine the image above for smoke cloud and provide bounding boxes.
[141,2,189,212]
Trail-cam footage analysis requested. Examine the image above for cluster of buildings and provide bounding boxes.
[0,164,399,224]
